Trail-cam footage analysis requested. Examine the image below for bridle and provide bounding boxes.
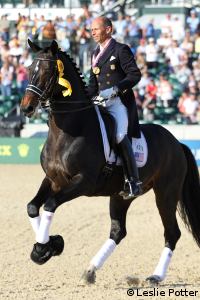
[26,58,58,108]
[26,56,95,113]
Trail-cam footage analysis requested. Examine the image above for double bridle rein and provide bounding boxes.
[26,57,94,113]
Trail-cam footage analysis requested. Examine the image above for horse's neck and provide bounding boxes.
[48,113,81,137]
[48,108,97,138]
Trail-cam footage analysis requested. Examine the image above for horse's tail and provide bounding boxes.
[178,143,200,247]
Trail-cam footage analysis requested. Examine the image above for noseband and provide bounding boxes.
[26,58,58,108]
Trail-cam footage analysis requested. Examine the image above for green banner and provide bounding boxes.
[0,138,45,164]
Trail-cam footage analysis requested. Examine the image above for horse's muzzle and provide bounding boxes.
[21,104,35,117]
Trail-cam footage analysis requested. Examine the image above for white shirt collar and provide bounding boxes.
[99,38,112,51]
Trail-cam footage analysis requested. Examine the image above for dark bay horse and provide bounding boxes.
[20,40,200,284]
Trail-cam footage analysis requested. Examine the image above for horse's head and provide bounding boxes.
[20,39,59,117]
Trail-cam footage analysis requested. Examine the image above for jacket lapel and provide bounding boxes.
[97,39,116,67]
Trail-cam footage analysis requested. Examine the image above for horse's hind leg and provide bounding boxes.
[146,183,182,284]
[83,195,132,284]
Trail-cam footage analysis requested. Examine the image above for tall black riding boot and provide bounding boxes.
[118,136,142,200]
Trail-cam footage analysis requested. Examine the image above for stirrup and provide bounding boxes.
[119,179,142,200]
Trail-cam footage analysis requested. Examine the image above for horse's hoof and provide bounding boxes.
[146,275,161,285]
[82,266,96,284]
[31,242,52,265]
[30,235,64,265]
[50,235,64,256]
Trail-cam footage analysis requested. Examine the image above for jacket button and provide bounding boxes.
[106,81,110,85]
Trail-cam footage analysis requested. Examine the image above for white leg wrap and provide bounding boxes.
[90,239,116,269]
[29,216,41,235]
[153,247,173,281]
[36,211,54,244]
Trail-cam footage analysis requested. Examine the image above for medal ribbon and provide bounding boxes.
[57,59,72,97]
[92,39,112,67]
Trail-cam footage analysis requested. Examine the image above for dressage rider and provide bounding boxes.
[87,16,142,199]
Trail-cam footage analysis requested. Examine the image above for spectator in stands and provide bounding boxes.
[113,14,128,43]
[188,74,197,90]
[17,15,29,49]
[186,10,199,36]
[9,37,23,64]
[137,71,150,99]
[178,92,199,123]
[16,62,29,95]
[142,78,157,122]
[176,62,191,87]
[145,37,159,69]
[160,14,173,35]
[194,32,200,55]
[0,15,10,43]
[171,16,184,42]
[136,38,146,55]
[135,52,146,71]
[19,49,33,68]
[0,59,14,100]
[134,88,143,119]
[178,91,189,115]
[145,77,157,101]
[180,31,193,54]
[0,42,10,63]
[193,61,200,82]
[42,20,57,48]
[126,17,141,47]
[143,19,155,40]
[76,24,91,70]
[157,32,171,54]
[180,31,194,67]
[89,0,102,15]
[156,74,173,107]
[165,39,185,69]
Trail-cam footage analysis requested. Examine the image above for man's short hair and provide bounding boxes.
[102,17,113,29]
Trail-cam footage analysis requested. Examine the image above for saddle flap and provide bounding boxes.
[95,106,148,168]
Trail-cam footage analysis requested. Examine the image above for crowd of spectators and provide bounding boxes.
[0,0,200,125]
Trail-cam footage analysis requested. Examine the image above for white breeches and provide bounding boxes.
[104,96,128,144]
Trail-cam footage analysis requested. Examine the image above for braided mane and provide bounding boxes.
[58,50,89,100]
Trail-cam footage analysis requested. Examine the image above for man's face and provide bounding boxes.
[91,19,111,44]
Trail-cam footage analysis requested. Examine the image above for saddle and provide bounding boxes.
[95,105,148,169]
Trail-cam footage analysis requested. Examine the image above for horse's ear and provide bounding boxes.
[50,40,59,55]
[28,39,41,52]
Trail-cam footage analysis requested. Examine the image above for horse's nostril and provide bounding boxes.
[22,105,34,114]
[27,106,34,113]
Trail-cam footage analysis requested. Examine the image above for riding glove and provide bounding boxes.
[99,86,119,99]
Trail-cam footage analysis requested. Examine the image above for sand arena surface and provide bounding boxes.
[0,165,199,300]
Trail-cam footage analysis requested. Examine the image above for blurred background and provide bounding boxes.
[0,0,199,165]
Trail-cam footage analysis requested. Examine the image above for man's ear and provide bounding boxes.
[50,40,59,55]
[27,39,42,52]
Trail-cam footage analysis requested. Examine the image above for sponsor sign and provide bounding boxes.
[0,138,45,164]
[180,140,200,166]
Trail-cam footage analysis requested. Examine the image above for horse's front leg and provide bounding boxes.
[30,173,90,265]
[83,195,132,284]
[28,177,52,235]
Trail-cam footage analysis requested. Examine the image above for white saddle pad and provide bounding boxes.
[95,106,148,168]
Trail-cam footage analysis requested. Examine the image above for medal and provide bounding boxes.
[93,67,100,75]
